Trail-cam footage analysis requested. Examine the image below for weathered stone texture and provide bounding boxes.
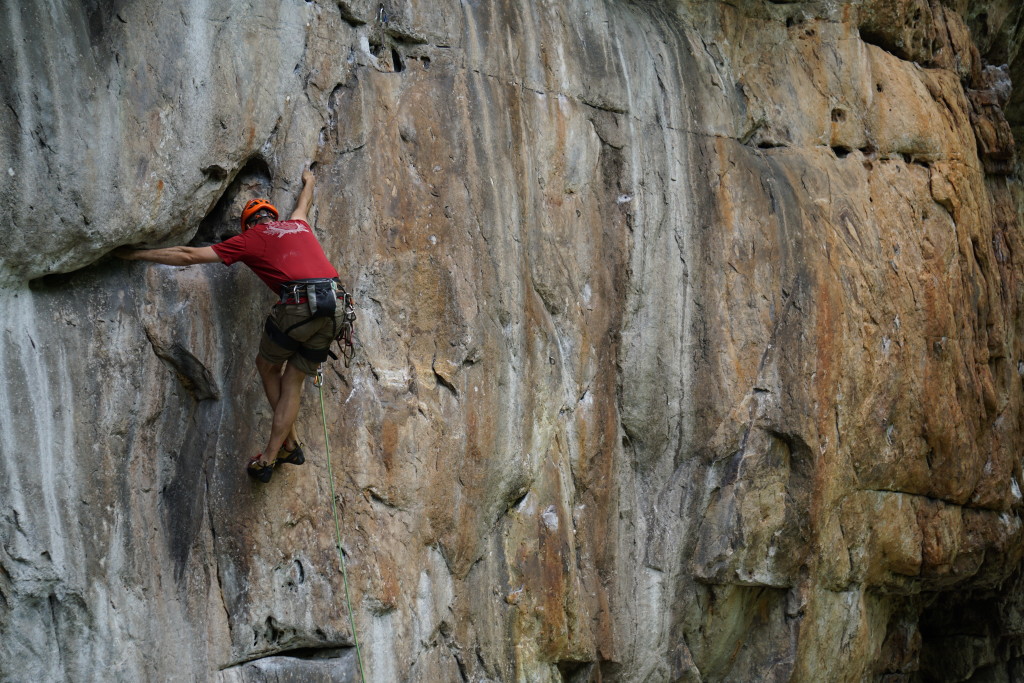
[3,0,1024,681]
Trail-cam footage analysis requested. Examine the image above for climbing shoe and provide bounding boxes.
[247,455,274,483]
[276,442,305,466]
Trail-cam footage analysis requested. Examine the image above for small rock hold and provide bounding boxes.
[506,587,524,604]
[541,505,559,530]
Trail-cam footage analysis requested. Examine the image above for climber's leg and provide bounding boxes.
[262,361,307,466]
[256,353,300,450]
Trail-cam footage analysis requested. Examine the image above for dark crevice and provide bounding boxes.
[581,98,629,116]
[264,646,348,660]
[861,486,1008,513]
[29,257,121,290]
[191,157,272,246]
[507,490,529,513]
[365,487,401,509]
[558,659,601,682]
[917,585,1024,682]
[898,153,932,170]
[47,594,66,674]
[143,326,221,402]
[336,1,366,26]
[286,559,305,587]
[202,164,228,181]
[439,622,470,682]
[221,644,354,670]
[262,616,281,645]
[859,25,916,63]
[433,367,458,396]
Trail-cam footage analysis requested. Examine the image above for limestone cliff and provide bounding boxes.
[3,1,1024,681]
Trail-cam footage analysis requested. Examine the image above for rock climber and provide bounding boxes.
[117,168,345,483]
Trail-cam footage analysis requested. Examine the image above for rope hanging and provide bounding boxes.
[316,370,367,683]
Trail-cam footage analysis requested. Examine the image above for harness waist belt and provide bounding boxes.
[278,278,340,306]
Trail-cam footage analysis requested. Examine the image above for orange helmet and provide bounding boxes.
[240,199,279,231]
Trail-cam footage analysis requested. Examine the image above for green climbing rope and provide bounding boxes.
[316,372,367,683]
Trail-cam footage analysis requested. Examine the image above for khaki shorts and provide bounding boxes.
[260,303,344,376]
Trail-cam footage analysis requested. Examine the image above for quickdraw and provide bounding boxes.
[333,288,357,368]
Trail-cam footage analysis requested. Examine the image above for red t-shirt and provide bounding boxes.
[211,219,339,293]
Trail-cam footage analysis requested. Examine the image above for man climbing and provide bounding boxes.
[117,168,345,483]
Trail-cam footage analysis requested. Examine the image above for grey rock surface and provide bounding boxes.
[3,1,1024,681]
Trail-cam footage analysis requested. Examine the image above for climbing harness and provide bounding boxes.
[316,367,367,683]
[263,279,357,365]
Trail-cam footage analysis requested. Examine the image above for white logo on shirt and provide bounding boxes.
[264,222,311,238]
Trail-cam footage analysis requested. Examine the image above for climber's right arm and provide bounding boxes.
[115,246,221,266]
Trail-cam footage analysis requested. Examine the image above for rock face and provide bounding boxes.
[3,1,1024,681]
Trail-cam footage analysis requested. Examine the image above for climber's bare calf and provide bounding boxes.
[255,355,302,467]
